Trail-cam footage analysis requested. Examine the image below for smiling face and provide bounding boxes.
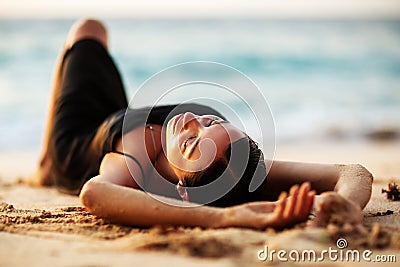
[165,112,245,179]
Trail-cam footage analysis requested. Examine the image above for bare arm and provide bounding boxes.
[80,177,314,229]
[266,161,373,209]
[81,152,225,228]
[79,152,315,229]
[80,177,225,228]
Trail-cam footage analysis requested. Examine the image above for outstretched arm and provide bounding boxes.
[80,176,314,229]
[80,153,226,228]
[80,178,225,228]
[266,161,373,209]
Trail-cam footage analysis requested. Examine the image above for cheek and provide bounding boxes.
[165,135,176,160]
[166,135,183,165]
[196,138,219,165]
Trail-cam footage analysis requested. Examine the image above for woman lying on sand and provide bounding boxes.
[32,19,373,230]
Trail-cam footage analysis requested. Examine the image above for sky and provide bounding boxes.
[1,0,400,19]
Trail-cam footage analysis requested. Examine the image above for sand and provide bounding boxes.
[1,140,400,266]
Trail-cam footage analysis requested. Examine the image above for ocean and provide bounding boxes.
[0,19,400,152]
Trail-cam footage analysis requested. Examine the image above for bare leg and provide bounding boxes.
[30,19,109,186]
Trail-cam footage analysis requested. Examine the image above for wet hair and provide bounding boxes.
[182,135,267,207]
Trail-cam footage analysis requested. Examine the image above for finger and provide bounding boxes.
[275,191,287,218]
[294,190,315,223]
[305,190,316,216]
[295,182,310,216]
[284,185,299,218]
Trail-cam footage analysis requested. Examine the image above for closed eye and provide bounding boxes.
[207,118,227,127]
[208,119,216,126]
[183,136,196,150]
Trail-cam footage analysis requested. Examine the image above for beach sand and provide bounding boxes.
[1,140,399,266]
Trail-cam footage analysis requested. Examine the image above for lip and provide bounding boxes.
[173,114,183,134]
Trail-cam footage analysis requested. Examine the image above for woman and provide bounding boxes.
[32,19,373,230]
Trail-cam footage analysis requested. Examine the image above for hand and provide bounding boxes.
[311,192,363,228]
[220,183,315,230]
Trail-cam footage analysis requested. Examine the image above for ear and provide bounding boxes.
[176,180,189,201]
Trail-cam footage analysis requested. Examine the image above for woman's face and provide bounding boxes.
[165,112,245,178]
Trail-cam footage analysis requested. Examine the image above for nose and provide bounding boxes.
[183,112,200,130]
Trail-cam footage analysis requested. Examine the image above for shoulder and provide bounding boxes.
[99,152,142,188]
[101,126,156,188]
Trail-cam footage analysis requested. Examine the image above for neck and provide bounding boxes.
[154,152,180,184]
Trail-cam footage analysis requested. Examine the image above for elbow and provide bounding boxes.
[353,163,373,189]
[335,163,374,209]
[351,164,374,208]
[80,178,121,223]
[79,179,99,213]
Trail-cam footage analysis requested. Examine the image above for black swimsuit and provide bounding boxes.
[46,39,224,194]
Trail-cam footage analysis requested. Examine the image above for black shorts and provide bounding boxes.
[48,39,128,193]
[47,39,225,194]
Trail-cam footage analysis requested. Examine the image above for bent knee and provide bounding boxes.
[66,18,108,49]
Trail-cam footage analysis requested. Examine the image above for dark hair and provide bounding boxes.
[182,135,267,207]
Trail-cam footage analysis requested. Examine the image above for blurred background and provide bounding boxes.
[0,0,400,178]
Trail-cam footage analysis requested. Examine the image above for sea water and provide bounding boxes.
[0,19,399,151]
